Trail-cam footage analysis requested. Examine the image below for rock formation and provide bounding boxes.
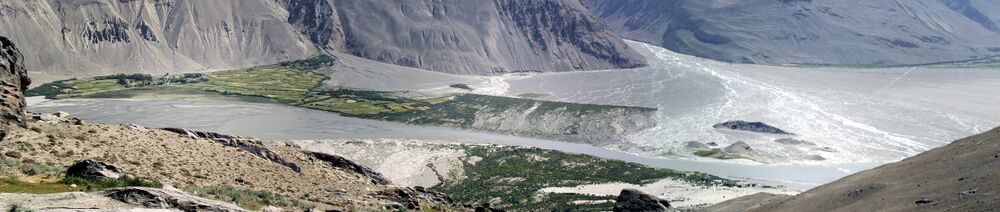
[66,160,125,180]
[105,187,247,211]
[310,151,392,185]
[713,121,794,135]
[0,36,29,142]
[583,0,1000,65]
[613,189,671,212]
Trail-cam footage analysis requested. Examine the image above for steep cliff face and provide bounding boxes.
[0,0,644,79]
[0,36,29,141]
[0,0,317,81]
[332,0,645,74]
[583,0,1000,65]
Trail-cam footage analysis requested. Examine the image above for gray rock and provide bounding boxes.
[724,141,754,154]
[262,206,282,212]
[375,187,455,210]
[0,36,29,142]
[713,121,794,135]
[310,151,391,185]
[105,187,247,211]
[66,160,123,180]
[613,189,671,212]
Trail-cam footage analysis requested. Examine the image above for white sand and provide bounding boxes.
[539,178,798,208]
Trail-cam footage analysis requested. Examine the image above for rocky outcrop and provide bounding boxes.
[375,186,455,210]
[105,187,247,211]
[713,121,794,135]
[583,0,1000,65]
[0,36,29,142]
[161,128,301,172]
[310,151,391,185]
[66,160,124,180]
[613,189,671,212]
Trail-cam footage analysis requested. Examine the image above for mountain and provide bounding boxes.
[0,0,645,80]
[582,0,1000,65]
[750,126,1000,211]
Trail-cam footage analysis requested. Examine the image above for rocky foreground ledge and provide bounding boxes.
[0,112,460,211]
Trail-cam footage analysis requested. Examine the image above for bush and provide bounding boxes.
[188,185,310,210]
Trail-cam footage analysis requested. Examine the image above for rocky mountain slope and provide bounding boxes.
[0,0,644,81]
[750,126,1000,211]
[583,0,1000,65]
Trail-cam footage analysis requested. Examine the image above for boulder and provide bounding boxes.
[613,189,671,212]
[0,36,30,142]
[375,187,455,210]
[105,187,247,211]
[66,160,124,180]
[713,121,794,135]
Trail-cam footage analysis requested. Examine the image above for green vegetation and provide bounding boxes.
[694,149,743,160]
[174,67,327,104]
[449,83,473,90]
[431,146,742,211]
[188,185,312,210]
[0,158,159,194]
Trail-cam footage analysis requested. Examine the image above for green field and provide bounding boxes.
[433,146,744,211]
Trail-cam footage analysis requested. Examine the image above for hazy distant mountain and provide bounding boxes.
[0,0,645,79]
[583,0,1000,65]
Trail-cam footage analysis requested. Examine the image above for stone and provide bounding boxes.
[66,159,124,180]
[104,187,247,211]
[613,189,670,212]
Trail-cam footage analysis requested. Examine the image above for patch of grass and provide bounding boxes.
[176,67,326,104]
[188,185,312,210]
[449,83,472,90]
[0,177,74,194]
[0,158,61,177]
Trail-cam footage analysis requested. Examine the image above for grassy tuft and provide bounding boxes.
[188,185,311,210]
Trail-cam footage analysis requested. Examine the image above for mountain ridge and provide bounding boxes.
[0,0,645,80]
